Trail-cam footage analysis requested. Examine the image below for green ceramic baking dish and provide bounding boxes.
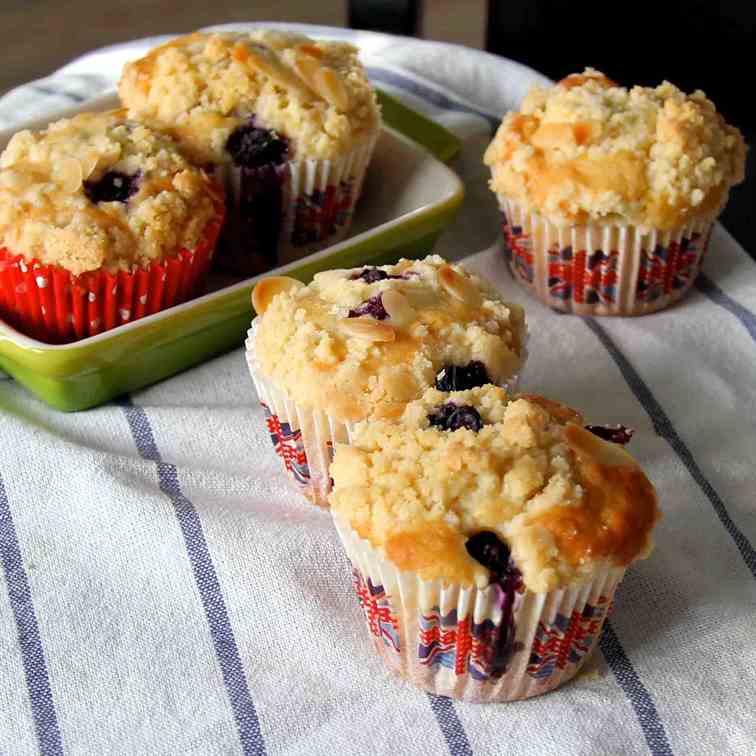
[0,90,464,411]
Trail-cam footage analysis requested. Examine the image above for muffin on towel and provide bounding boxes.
[484,69,746,315]
[329,385,660,701]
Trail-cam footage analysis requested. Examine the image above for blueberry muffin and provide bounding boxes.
[0,110,223,342]
[119,29,381,274]
[484,69,746,314]
[246,254,527,504]
[329,385,659,701]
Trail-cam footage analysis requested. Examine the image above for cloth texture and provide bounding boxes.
[1,23,755,756]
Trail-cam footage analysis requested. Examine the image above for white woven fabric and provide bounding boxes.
[1,23,755,756]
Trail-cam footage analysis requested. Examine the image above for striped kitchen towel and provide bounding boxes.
[1,22,754,756]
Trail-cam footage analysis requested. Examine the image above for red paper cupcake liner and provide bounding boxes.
[0,212,223,344]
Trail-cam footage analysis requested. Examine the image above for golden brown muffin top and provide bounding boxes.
[119,30,381,164]
[330,386,660,592]
[251,256,527,424]
[0,110,221,274]
[484,69,746,230]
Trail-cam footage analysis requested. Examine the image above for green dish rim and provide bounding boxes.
[0,91,464,409]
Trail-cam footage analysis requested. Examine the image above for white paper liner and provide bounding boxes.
[498,196,715,316]
[245,319,527,506]
[218,134,379,273]
[334,513,626,702]
[245,319,354,506]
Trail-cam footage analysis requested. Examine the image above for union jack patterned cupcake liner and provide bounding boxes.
[245,319,356,506]
[0,210,223,344]
[498,197,714,316]
[334,514,626,702]
[215,135,378,278]
[245,321,527,507]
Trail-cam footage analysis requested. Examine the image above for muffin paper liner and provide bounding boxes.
[498,196,714,316]
[245,319,527,507]
[334,514,626,702]
[245,319,353,506]
[216,135,378,277]
[0,212,223,344]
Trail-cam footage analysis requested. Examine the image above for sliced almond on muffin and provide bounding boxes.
[292,51,350,110]
[251,275,304,314]
[338,317,396,342]
[242,43,316,101]
[381,289,416,328]
[438,264,481,306]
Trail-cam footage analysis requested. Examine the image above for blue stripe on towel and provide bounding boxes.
[600,620,673,756]
[584,317,756,578]
[0,474,64,756]
[30,84,86,103]
[427,693,474,756]
[118,399,266,756]
[365,66,500,133]
[695,273,756,346]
